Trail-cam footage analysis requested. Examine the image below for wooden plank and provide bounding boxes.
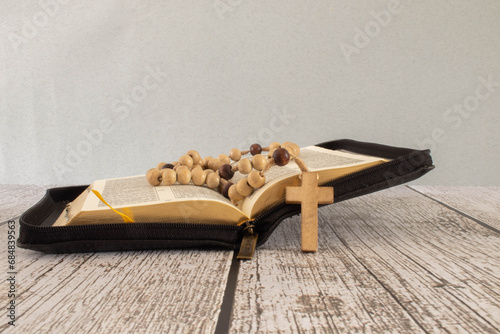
[230,186,500,333]
[0,219,234,333]
[410,186,500,231]
[0,185,49,222]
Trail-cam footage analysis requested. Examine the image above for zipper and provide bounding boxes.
[20,218,243,246]
[236,220,258,260]
[21,220,242,232]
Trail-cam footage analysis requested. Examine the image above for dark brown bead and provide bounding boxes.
[273,148,290,166]
[162,163,175,170]
[249,143,262,156]
[218,164,235,180]
[221,181,233,198]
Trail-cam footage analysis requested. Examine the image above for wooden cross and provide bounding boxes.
[285,172,334,252]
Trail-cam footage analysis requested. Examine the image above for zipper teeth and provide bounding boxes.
[22,220,242,232]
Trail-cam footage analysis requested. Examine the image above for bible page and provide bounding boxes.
[82,175,234,212]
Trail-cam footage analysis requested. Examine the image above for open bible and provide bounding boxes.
[54,146,388,227]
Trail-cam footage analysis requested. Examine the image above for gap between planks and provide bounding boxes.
[407,186,500,235]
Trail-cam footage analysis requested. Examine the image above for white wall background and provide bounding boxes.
[1,0,499,186]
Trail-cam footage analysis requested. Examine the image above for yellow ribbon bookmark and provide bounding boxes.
[91,190,134,223]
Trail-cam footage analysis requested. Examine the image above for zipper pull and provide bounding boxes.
[237,221,258,260]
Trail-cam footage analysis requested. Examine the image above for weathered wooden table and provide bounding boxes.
[1,185,499,333]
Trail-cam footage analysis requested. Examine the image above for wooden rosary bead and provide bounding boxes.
[273,148,290,166]
[250,143,262,155]
[206,173,220,189]
[236,178,254,196]
[291,144,300,157]
[187,150,203,165]
[228,185,245,202]
[162,163,175,170]
[282,142,300,158]
[221,181,234,198]
[248,171,265,188]
[269,142,281,150]
[238,158,252,174]
[146,168,162,186]
[192,165,203,172]
[218,154,230,164]
[252,154,267,171]
[179,155,194,169]
[176,166,192,185]
[194,157,205,166]
[204,169,214,177]
[162,169,177,186]
[156,162,168,170]
[282,141,298,150]
[203,156,214,169]
[229,148,242,161]
[219,178,228,189]
[212,160,225,172]
[207,157,218,170]
[268,147,277,158]
[176,165,189,173]
[191,168,207,186]
[218,164,235,180]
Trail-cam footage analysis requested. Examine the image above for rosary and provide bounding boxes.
[145,141,334,252]
[145,141,306,205]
